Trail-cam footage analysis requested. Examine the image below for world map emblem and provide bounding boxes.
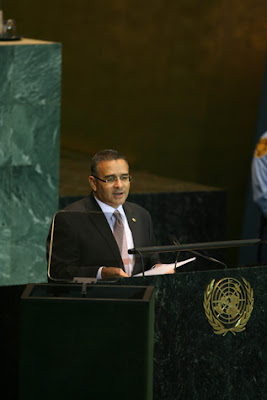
[203,277,254,336]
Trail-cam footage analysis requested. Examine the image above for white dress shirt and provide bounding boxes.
[94,197,135,278]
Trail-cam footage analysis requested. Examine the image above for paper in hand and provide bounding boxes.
[133,257,196,277]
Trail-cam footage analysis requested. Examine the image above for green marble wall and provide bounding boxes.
[0,40,61,286]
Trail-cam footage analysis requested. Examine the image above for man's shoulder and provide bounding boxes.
[64,194,98,212]
[124,200,150,216]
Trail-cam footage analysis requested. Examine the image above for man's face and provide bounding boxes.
[89,159,130,208]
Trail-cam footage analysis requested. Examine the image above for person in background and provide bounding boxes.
[251,131,267,264]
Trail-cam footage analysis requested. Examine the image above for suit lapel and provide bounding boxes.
[123,202,138,245]
[124,202,141,275]
[124,202,151,276]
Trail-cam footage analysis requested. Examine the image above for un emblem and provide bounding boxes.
[203,277,254,336]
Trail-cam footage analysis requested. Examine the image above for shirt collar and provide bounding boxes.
[94,196,125,219]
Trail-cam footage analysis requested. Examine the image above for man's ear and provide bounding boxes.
[88,176,96,191]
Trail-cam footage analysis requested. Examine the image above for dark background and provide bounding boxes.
[3,0,267,245]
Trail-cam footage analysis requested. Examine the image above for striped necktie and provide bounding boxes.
[113,210,130,275]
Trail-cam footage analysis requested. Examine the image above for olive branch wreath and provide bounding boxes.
[203,278,254,336]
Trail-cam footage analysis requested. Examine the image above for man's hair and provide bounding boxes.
[90,149,129,176]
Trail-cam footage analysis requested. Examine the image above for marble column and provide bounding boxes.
[0,38,61,285]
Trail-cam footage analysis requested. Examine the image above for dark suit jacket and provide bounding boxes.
[47,193,160,279]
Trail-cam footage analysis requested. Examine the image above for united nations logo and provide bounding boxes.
[203,277,254,336]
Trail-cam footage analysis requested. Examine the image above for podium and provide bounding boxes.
[121,265,266,400]
[18,265,266,400]
[19,284,155,400]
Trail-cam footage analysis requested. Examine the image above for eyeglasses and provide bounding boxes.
[93,174,132,184]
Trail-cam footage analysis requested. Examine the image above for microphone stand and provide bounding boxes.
[128,238,261,269]
[169,235,227,268]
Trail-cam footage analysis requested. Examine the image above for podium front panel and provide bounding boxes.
[19,284,154,400]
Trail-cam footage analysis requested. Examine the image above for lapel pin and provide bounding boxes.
[132,218,136,222]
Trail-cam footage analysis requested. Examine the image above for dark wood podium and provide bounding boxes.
[122,265,266,400]
[18,265,266,400]
[19,284,155,400]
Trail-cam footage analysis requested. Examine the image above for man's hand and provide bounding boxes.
[165,268,175,274]
[101,267,129,279]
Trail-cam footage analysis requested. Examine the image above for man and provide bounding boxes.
[47,149,163,280]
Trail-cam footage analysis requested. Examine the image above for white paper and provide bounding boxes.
[133,257,196,277]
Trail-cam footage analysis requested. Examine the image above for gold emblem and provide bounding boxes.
[255,137,267,158]
[203,277,254,336]
[132,218,136,222]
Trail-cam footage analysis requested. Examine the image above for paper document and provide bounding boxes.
[133,257,196,277]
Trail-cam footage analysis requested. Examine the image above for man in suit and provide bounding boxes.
[47,149,162,280]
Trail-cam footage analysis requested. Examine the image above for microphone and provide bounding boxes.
[168,234,227,269]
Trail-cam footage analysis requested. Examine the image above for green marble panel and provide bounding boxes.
[0,41,61,286]
[12,44,61,106]
[10,103,60,169]
[0,168,12,282]
[10,165,58,284]
[0,46,14,106]
[0,105,13,166]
